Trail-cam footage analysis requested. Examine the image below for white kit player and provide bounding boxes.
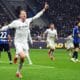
[43,23,58,60]
[0,3,49,78]
[14,29,33,65]
[65,34,74,56]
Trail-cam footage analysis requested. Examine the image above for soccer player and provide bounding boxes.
[0,3,49,78]
[14,30,33,65]
[65,34,74,57]
[71,23,80,62]
[43,23,58,60]
[0,29,12,64]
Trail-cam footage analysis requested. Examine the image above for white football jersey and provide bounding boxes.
[45,29,57,41]
[8,18,32,43]
[66,35,73,44]
[1,9,45,43]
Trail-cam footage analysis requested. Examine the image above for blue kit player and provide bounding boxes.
[0,29,12,64]
[71,22,80,62]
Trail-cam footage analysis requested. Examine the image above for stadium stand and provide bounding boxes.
[0,0,80,38]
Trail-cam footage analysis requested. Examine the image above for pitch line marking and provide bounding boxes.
[0,66,55,69]
[32,64,55,69]
[0,61,55,69]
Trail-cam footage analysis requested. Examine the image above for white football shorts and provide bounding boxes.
[47,40,56,49]
[14,41,29,56]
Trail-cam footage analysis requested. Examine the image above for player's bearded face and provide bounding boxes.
[20,11,27,22]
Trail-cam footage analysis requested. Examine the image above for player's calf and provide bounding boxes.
[14,57,18,64]
[19,52,25,61]
[14,54,19,64]
[72,48,79,61]
[49,48,55,60]
[48,49,51,57]
[16,52,25,79]
[7,51,13,64]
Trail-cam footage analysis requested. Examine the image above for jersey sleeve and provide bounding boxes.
[29,9,45,22]
[55,30,58,36]
[0,21,16,31]
[28,32,33,43]
[44,29,48,34]
[72,28,75,37]
[0,25,9,31]
[8,21,16,28]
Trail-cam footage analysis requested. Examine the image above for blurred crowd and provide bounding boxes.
[0,0,80,39]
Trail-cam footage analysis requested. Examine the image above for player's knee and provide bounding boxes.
[20,55,25,62]
[19,53,25,60]
[21,57,24,62]
[51,49,54,51]
[21,55,25,59]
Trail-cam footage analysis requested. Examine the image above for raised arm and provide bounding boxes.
[0,25,9,31]
[32,2,49,21]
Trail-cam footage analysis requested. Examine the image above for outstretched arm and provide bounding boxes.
[0,25,9,31]
[0,21,16,31]
[32,2,49,21]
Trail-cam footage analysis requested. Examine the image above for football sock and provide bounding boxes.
[17,59,23,73]
[51,49,54,56]
[48,49,51,55]
[7,51,12,61]
[26,54,32,64]
[72,51,78,59]
[75,52,78,59]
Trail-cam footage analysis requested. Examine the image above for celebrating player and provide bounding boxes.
[0,29,12,64]
[0,2,49,78]
[71,23,80,62]
[14,29,33,65]
[65,34,74,57]
[43,23,58,60]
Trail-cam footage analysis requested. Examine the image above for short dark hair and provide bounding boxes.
[49,23,55,26]
[20,9,26,14]
[75,21,79,26]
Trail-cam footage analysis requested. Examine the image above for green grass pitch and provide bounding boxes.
[0,49,80,80]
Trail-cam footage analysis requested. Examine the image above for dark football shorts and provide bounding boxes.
[0,43,10,51]
[73,42,79,48]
